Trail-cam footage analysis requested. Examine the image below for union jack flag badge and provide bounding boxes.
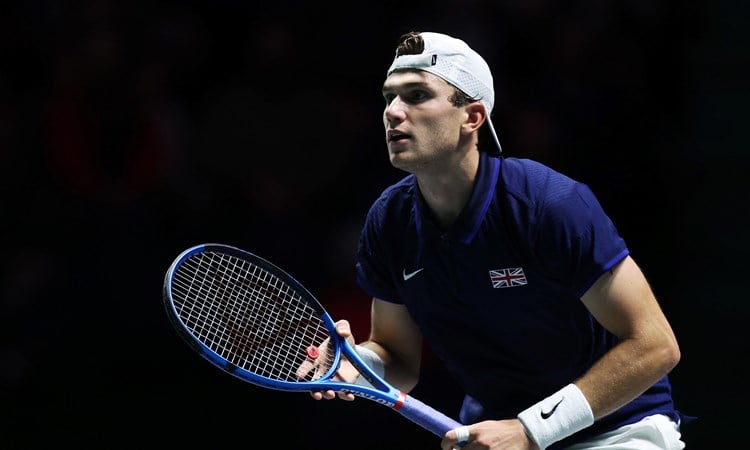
[489,267,528,288]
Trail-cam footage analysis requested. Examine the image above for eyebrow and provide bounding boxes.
[382,80,431,93]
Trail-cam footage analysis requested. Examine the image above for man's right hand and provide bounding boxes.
[295,320,359,401]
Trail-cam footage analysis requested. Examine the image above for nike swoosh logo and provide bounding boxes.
[402,268,424,281]
[540,397,564,419]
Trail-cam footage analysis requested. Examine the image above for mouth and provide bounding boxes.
[387,130,410,143]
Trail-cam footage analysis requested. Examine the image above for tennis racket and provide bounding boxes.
[163,243,463,440]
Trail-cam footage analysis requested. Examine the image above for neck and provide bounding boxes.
[416,150,480,229]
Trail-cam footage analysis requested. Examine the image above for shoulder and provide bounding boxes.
[500,157,602,214]
[500,157,579,201]
[362,175,416,241]
[497,157,617,250]
[364,174,416,225]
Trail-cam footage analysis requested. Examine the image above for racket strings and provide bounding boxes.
[171,251,334,382]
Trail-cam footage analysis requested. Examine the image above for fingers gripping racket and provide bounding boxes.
[163,243,463,439]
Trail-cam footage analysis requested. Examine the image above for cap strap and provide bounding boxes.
[388,53,436,73]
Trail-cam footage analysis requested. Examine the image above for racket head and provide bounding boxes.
[163,243,346,391]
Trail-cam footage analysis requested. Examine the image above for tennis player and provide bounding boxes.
[310,31,690,449]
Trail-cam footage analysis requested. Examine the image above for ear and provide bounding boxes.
[461,102,487,135]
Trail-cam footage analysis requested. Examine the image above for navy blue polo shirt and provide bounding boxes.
[355,151,678,448]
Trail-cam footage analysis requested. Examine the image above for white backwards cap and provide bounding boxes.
[387,32,502,154]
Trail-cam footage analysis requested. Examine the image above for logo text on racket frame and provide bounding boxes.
[354,391,396,407]
[402,268,424,281]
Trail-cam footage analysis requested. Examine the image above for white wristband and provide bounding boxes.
[517,383,594,450]
[354,344,384,387]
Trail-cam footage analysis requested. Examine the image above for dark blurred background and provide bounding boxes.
[1,0,747,448]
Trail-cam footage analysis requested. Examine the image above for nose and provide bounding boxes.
[384,97,406,125]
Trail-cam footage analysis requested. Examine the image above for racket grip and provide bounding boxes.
[398,394,463,437]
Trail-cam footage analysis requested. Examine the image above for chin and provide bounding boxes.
[389,153,416,172]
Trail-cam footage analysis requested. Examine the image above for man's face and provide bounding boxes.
[382,70,468,172]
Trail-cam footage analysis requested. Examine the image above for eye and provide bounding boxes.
[383,89,430,106]
[402,89,429,104]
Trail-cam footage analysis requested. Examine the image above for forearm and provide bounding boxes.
[365,299,425,393]
[575,333,680,420]
[357,340,421,392]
